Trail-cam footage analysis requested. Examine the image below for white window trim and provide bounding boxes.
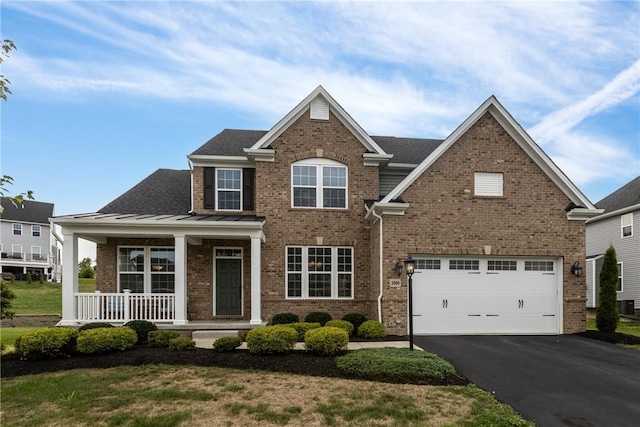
[31,246,41,260]
[117,246,175,293]
[474,172,503,197]
[31,225,41,237]
[621,213,633,238]
[13,223,22,235]
[617,262,623,292]
[291,158,348,209]
[285,246,354,299]
[215,168,242,211]
[12,244,22,256]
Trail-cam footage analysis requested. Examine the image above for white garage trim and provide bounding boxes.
[410,256,563,335]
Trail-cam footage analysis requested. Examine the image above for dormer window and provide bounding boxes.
[292,159,347,209]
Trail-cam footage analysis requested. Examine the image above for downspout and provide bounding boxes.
[371,208,384,323]
[188,158,194,214]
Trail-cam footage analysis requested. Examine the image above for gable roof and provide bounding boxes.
[380,96,598,212]
[1,198,54,224]
[248,85,388,156]
[595,176,640,213]
[372,136,443,165]
[190,130,268,156]
[99,169,191,215]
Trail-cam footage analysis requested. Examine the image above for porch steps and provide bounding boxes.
[191,330,240,340]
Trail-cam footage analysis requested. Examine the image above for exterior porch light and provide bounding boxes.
[571,261,583,277]
[403,255,416,351]
[395,260,404,276]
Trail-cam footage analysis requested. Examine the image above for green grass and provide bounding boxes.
[586,318,640,337]
[0,326,40,347]
[3,279,95,315]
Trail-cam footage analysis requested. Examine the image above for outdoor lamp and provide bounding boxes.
[571,261,583,277]
[395,260,404,276]
[404,255,416,350]
[404,256,415,277]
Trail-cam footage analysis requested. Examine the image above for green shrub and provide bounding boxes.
[325,319,355,336]
[246,325,298,354]
[79,322,115,332]
[16,327,78,359]
[168,337,195,351]
[597,245,620,333]
[304,326,349,356]
[342,313,367,331]
[213,336,242,352]
[39,274,45,284]
[1,281,16,320]
[305,311,332,326]
[336,348,458,382]
[288,322,321,341]
[147,330,181,347]
[357,320,385,339]
[123,320,157,344]
[271,313,299,325]
[26,272,32,284]
[77,327,137,353]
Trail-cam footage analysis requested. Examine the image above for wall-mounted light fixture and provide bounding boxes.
[571,261,583,277]
[395,260,404,276]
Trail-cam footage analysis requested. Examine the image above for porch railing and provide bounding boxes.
[75,290,175,323]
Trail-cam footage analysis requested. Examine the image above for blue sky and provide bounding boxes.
[2,1,639,259]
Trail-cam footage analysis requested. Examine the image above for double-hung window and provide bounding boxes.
[13,223,22,235]
[286,246,353,298]
[216,169,242,211]
[32,225,41,237]
[292,159,347,208]
[617,262,623,292]
[118,247,175,293]
[621,213,633,238]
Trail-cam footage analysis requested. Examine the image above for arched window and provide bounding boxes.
[291,158,347,209]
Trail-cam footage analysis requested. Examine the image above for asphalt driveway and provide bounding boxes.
[414,335,640,427]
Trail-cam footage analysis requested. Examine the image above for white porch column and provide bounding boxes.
[250,236,262,325]
[173,233,188,325]
[58,231,78,326]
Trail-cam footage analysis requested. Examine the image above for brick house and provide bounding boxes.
[54,86,602,334]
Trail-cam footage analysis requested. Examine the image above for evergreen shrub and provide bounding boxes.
[304,326,349,356]
[246,325,297,354]
[77,327,137,353]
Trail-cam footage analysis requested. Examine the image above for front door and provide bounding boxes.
[216,258,242,315]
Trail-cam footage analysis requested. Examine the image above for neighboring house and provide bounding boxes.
[586,176,640,315]
[1,198,61,281]
[53,86,602,335]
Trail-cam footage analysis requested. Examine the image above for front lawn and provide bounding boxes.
[0,327,40,347]
[3,279,96,315]
[585,317,640,350]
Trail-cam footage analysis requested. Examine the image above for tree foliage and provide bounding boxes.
[1,281,16,319]
[78,257,96,279]
[596,245,619,333]
[1,39,16,101]
[1,175,35,214]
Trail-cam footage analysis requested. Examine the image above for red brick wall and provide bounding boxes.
[379,112,586,334]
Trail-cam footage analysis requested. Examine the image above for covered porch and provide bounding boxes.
[52,213,265,327]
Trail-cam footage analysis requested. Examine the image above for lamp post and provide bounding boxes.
[404,255,416,351]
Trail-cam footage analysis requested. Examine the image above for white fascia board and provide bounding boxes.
[586,203,640,224]
[249,85,387,156]
[567,208,605,221]
[363,153,394,167]
[386,162,419,170]
[188,155,253,168]
[243,148,275,162]
[364,202,410,220]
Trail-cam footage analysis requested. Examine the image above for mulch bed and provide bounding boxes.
[575,330,640,346]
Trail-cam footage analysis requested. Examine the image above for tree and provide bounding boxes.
[0,175,35,214]
[596,245,619,333]
[1,281,16,319]
[1,39,16,101]
[78,257,95,279]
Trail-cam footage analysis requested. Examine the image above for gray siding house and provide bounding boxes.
[586,177,640,314]
[0,198,61,281]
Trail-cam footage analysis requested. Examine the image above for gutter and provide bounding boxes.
[188,158,194,214]
[370,208,384,324]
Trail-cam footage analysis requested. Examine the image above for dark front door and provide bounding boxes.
[216,259,242,315]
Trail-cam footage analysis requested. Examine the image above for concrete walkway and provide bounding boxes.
[194,338,420,351]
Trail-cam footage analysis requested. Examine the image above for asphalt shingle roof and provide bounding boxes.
[371,135,443,164]
[99,169,191,215]
[0,198,54,224]
[595,176,640,213]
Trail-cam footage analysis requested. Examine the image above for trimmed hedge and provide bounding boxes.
[271,313,299,325]
[123,320,157,344]
[357,320,385,339]
[77,327,138,354]
[336,347,458,382]
[246,325,298,354]
[289,322,321,341]
[325,319,354,336]
[79,322,115,332]
[147,330,181,347]
[342,313,367,331]
[169,337,196,351]
[16,327,78,359]
[213,336,242,352]
[304,326,349,356]
[305,311,332,326]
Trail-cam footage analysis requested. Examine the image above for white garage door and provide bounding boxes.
[412,257,561,335]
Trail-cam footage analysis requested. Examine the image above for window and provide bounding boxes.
[617,262,623,292]
[286,246,353,298]
[118,247,175,293]
[13,223,22,235]
[32,225,41,237]
[488,260,517,271]
[622,213,633,237]
[11,244,22,259]
[525,261,554,272]
[415,259,441,270]
[450,260,479,270]
[292,159,347,208]
[31,246,42,261]
[216,169,242,211]
[474,172,503,196]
